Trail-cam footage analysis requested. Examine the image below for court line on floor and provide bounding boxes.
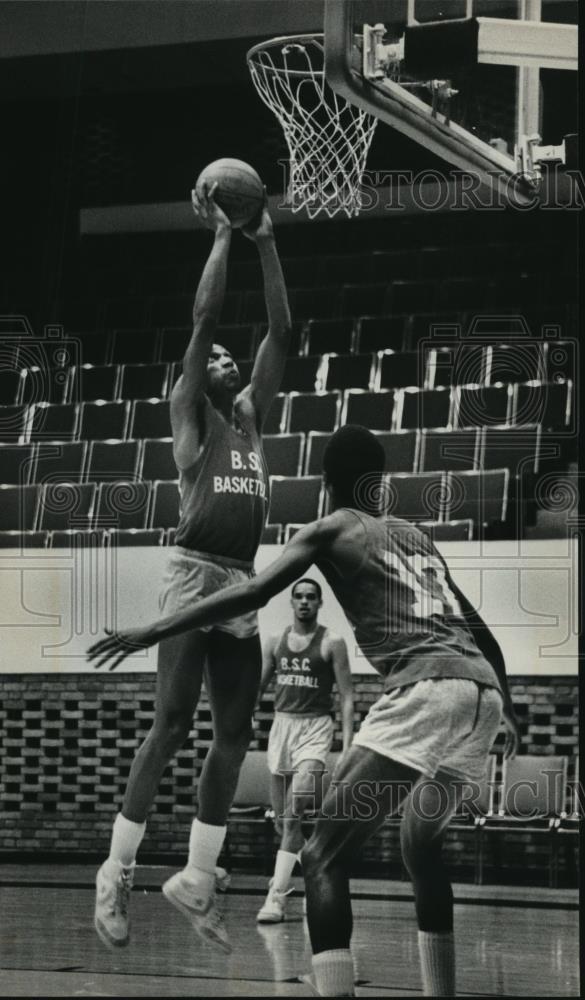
[0,881,577,910]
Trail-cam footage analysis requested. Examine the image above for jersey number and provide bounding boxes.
[383,550,463,620]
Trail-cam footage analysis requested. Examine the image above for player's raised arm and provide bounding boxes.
[171,183,232,467]
[88,519,336,671]
[242,197,292,428]
[328,635,354,755]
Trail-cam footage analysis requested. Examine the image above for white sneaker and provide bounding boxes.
[94,859,135,948]
[162,867,231,954]
[256,879,292,924]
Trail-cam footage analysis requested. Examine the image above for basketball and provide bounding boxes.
[195,158,264,228]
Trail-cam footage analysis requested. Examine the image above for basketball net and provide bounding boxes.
[247,35,378,219]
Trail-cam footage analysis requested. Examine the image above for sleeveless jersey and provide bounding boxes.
[273,625,334,716]
[174,396,269,564]
[318,509,502,694]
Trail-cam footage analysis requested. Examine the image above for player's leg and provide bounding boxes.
[95,630,207,948]
[259,758,324,924]
[162,630,260,953]
[400,771,466,997]
[258,770,296,923]
[301,745,419,997]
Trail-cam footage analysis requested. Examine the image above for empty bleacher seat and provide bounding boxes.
[428,344,488,388]
[34,442,87,484]
[322,353,375,392]
[268,476,323,525]
[21,367,70,405]
[79,401,130,441]
[445,469,509,525]
[263,434,304,477]
[342,284,388,317]
[0,484,39,530]
[292,287,341,320]
[263,393,288,435]
[70,365,119,402]
[280,356,322,393]
[86,440,141,482]
[70,331,110,367]
[260,524,282,544]
[110,329,159,365]
[514,381,572,429]
[131,400,172,439]
[37,482,96,531]
[0,444,35,485]
[0,404,29,441]
[30,403,78,441]
[342,389,395,430]
[378,350,427,389]
[159,327,191,363]
[480,426,541,476]
[49,529,106,548]
[356,316,406,354]
[305,318,355,355]
[119,363,169,401]
[439,277,488,311]
[288,391,340,433]
[140,439,176,481]
[108,528,165,547]
[386,472,445,522]
[304,432,331,476]
[104,297,149,330]
[454,385,513,428]
[0,370,23,405]
[418,429,479,472]
[398,388,452,430]
[391,280,435,314]
[488,343,546,386]
[150,480,180,528]
[94,481,151,530]
[545,341,575,383]
[376,431,419,473]
[0,530,47,548]
[409,313,464,348]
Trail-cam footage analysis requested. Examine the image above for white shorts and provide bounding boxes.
[159,547,258,639]
[267,712,334,775]
[353,678,503,782]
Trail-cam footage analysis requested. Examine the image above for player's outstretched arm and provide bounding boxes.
[242,196,292,427]
[329,636,354,755]
[88,520,334,671]
[171,182,232,466]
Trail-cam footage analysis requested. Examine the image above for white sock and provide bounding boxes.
[108,813,145,868]
[273,849,298,892]
[418,930,455,997]
[186,819,226,885]
[313,949,355,997]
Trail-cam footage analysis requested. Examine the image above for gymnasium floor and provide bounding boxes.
[0,865,578,997]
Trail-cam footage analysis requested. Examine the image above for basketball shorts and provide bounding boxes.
[353,678,503,782]
[159,546,259,639]
[267,712,334,775]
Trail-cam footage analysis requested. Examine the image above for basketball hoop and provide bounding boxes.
[247,34,378,219]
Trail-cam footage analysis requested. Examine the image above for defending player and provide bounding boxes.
[89,425,521,996]
[257,578,353,924]
[93,181,291,953]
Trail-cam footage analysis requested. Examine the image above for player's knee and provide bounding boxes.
[301,837,344,878]
[152,710,192,754]
[213,722,252,762]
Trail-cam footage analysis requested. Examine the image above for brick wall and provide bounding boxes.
[0,673,578,885]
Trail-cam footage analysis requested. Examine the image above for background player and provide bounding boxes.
[89,424,521,996]
[93,180,291,953]
[257,578,353,924]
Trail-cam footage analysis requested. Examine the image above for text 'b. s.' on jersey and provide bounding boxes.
[319,509,502,695]
[174,396,269,564]
[273,625,334,716]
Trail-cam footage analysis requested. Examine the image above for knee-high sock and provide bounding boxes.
[418,930,455,997]
[108,813,146,868]
[313,949,355,997]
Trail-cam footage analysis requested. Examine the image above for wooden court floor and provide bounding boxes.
[0,865,578,997]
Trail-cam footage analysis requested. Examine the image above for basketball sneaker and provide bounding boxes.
[94,859,135,948]
[162,866,231,954]
[256,879,293,924]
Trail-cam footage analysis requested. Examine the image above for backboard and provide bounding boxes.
[324,0,577,204]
